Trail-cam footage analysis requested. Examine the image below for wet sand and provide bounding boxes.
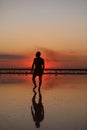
[0,75,87,130]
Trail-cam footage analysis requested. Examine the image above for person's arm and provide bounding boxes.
[42,59,45,73]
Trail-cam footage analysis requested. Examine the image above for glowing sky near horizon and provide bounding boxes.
[0,0,87,54]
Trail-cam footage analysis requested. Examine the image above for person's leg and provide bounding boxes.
[38,87,42,103]
[32,74,37,89]
[39,75,42,88]
[32,90,37,107]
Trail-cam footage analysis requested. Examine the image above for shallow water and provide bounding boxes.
[0,75,87,130]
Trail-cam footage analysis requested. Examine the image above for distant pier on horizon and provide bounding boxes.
[0,68,87,75]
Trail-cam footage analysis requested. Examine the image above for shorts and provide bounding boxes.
[33,69,43,76]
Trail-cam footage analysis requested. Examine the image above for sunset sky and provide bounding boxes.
[0,0,87,68]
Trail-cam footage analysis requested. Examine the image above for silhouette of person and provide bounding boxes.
[31,88,44,128]
[31,51,44,89]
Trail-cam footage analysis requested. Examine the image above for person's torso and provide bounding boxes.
[34,58,44,70]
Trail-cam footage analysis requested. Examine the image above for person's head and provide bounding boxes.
[36,51,41,58]
[35,121,40,128]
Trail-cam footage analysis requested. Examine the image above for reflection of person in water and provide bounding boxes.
[31,88,44,128]
[31,51,44,89]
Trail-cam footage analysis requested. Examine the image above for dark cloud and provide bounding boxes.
[0,54,27,60]
[40,47,79,61]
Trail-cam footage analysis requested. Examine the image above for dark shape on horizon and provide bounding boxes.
[31,88,44,128]
[0,68,87,75]
[31,51,44,89]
